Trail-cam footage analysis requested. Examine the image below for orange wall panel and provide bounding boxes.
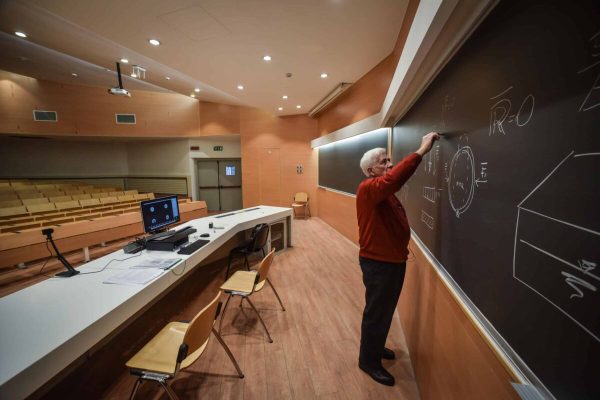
[0,71,200,137]
[199,101,240,135]
[316,188,358,244]
[240,107,319,214]
[399,240,519,399]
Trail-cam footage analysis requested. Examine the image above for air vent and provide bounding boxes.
[33,110,58,122]
[115,114,136,124]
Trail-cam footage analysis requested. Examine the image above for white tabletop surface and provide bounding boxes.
[0,206,292,399]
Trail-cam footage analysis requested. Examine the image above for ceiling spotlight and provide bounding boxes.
[282,95,288,99]
[148,39,161,46]
[263,55,272,61]
[190,94,196,98]
[130,73,137,78]
[71,73,78,77]
[194,88,200,93]
[320,73,328,79]
[237,85,244,90]
[165,76,171,80]
[120,58,129,64]
[277,107,283,111]
[15,31,27,38]
[296,105,301,109]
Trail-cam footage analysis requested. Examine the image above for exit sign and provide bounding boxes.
[213,145,223,151]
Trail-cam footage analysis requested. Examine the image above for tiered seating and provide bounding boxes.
[0,179,208,270]
[0,180,159,233]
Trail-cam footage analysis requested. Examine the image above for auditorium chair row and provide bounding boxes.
[0,193,158,220]
[0,200,208,269]
[0,188,133,201]
[0,190,141,208]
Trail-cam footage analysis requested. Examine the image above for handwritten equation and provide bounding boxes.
[489,86,535,136]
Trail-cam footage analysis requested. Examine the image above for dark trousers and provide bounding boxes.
[359,256,406,367]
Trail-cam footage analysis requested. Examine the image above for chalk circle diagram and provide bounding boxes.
[448,146,475,218]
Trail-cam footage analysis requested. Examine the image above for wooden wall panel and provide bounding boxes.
[198,101,240,135]
[240,107,319,214]
[315,0,420,136]
[316,188,358,244]
[0,71,200,137]
[399,239,519,400]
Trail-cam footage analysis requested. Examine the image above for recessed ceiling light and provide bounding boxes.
[190,94,195,98]
[282,95,288,99]
[194,88,200,93]
[148,39,161,46]
[320,73,328,79]
[277,107,283,111]
[71,73,78,77]
[263,55,272,61]
[15,31,27,38]
[296,105,301,109]
[120,58,129,64]
[237,85,244,90]
[165,76,171,80]
[131,73,137,78]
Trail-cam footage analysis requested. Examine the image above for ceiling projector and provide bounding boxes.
[108,62,131,97]
[108,87,130,97]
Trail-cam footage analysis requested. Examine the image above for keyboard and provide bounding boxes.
[177,239,210,255]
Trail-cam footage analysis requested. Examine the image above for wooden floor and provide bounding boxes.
[39,217,421,399]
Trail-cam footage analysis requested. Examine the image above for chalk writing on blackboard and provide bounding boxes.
[489,87,535,135]
[421,209,435,230]
[577,31,600,112]
[513,151,600,342]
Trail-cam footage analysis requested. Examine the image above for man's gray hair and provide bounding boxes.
[360,147,387,177]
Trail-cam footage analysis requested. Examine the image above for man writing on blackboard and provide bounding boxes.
[357,131,439,386]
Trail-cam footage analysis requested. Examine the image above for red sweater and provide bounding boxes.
[356,153,422,263]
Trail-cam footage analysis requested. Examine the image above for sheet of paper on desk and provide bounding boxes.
[131,258,182,270]
[103,268,163,285]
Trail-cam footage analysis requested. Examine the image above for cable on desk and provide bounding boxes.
[38,239,54,278]
[79,251,143,275]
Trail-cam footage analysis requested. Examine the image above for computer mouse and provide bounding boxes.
[200,233,210,238]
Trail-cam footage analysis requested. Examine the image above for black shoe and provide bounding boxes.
[358,363,395,386]
[382,347,395,360]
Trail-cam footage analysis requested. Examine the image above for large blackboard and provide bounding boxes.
[392,0,599,398]
[319,129,388,195]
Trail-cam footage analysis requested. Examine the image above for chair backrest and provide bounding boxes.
[181,291,221,364]
[256,249,276,286]
[294,192,308,203]
[247,223,269,252]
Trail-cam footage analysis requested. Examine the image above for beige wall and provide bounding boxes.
[126,140,191,176]
[0,136,129,178]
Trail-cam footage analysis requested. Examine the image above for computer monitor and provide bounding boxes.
[140,195,180,234]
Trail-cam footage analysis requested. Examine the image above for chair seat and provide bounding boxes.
[221,270,258,295]
[126,321,209,374]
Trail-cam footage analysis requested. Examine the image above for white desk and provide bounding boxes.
[0,206,292,399]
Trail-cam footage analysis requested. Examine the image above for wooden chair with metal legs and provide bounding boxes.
[219,248,285,343]
[292,192,310,218]
[126,291,244,400]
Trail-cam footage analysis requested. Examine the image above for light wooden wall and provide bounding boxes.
[316,188,358,244]
[400,239,519,399]
[198,101,240,135]
[240,107,319,214]
[0,71,200,137]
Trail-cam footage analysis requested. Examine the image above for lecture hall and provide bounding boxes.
[0,0,598,399]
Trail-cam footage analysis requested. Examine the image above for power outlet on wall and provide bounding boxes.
[296,164,303,174]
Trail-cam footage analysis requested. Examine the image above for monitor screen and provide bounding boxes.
[140,195,180,233]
